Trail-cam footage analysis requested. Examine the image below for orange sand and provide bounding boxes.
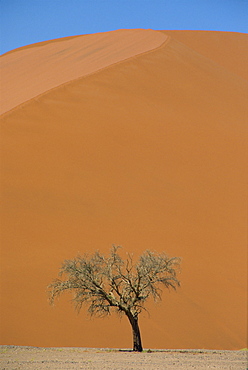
[0,30,247,350]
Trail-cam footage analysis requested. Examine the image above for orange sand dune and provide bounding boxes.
[0,30,247,350]
[0,29,166,114]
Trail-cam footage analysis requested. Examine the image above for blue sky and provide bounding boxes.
[1,0,247,54]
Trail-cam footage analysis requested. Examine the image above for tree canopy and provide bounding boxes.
[48,246,181,351]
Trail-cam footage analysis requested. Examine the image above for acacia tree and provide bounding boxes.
[48,246,181,352]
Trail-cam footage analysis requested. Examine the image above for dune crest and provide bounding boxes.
[0,29,167,115]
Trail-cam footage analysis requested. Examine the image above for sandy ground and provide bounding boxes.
[0,346,247,370]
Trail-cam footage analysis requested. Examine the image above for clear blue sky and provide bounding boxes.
[1,0,247,54]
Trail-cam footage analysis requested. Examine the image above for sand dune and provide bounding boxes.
[0,29,247,350]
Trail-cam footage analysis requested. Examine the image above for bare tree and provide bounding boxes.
[48,246,181,352]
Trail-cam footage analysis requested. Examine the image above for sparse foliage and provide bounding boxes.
[48,246,181,352]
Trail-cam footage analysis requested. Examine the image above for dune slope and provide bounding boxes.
[0,29,167,114]
[164,30,248,80]
[0,30,247,350]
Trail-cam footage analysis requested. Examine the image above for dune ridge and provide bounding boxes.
[1,33,171,121]
[0,29,247,350]
[0,29,167,115]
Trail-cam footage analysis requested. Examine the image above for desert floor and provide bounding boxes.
[0,346,247,369]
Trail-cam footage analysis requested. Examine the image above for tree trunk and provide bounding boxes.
[126,312,143,352]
